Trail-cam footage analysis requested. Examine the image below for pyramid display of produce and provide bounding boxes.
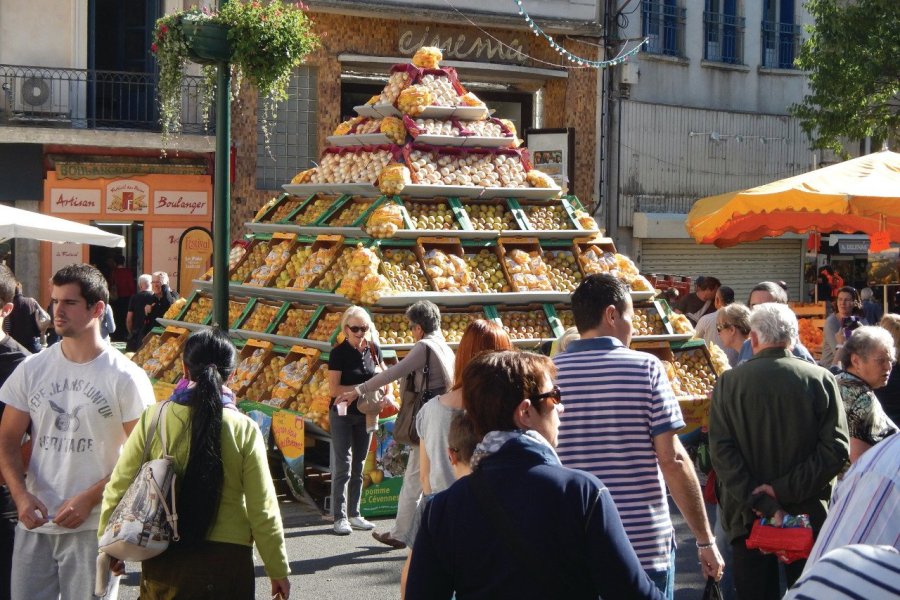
[135,47,727,437]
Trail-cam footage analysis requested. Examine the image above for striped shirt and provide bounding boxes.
[804,432,900,568]
[785,545,900,599]
[554,336,685,573]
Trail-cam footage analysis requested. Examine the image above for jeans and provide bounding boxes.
[732,536,805,600]
[329,408,372,520]
[646,543,676,600]
[715,505,736,599]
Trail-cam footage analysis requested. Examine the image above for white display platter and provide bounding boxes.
[354,104,401,118]
[282,183,380,197]
[630,291,656,301]
[519,229,597,240]
[156,318,209,332]
[374,291,571,307]
[480,187,562,200]
[391,228,514,240]
[414,134,515,148]
[631,333,693,342]
[246,222,365,238]
[325,133,391,147]
[192,280,353,305]
[401,183,484,198]
[417,105,489,121]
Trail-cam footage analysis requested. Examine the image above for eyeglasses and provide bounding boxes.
[530,385,562,407]
[346,325,369,333]
[716,323,732,332]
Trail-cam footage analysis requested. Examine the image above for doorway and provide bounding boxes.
[89,221,143,341]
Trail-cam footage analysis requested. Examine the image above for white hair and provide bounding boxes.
[138,274,152,290]
[153,271,169,285]
[861,287,874,301]
[750,302,798,347]
[841,325,896,363]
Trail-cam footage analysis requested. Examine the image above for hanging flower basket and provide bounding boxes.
[180,19,232,65]
[152,2,319,149]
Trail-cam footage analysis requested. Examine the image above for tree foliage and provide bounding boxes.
[792,0,900,156]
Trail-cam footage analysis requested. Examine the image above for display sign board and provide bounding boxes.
[49,242,83,274]
[838,239,870,254]
[106,180,150,214]
[398,25,527,65]
[151,228,185,291]
[177,227,214,298]
[154,190,209,216]
[525,128,575,194]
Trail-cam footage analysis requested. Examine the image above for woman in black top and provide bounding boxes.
[327,306,388,536]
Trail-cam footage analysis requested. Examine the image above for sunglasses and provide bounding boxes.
[530,385,562,406]
[346,324,369,333]
[716,323,732,332]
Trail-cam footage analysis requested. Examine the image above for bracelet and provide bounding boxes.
[696,541,715,549]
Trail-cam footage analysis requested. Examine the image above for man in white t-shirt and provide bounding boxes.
[0,264,154,600]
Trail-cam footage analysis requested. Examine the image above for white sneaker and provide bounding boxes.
[333,518,352,535]
[349,516,375,531]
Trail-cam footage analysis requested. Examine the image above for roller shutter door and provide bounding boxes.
[637,239,804,303]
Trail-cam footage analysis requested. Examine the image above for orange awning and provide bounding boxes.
[686,150,900,248]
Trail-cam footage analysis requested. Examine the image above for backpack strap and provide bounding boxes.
[140,401,170,464]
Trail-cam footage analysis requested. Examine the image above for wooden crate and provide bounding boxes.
[496,236,553,292]
[289,234,346,290]
[416,236,477,293]
[244,233,298,287]
[230,339,274,397]
[376,240,433,293]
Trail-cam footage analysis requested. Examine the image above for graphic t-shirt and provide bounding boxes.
[0,343,154,533]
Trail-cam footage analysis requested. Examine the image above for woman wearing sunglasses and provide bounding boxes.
[405,351,663,599]
[715,303,752,367]
[327,306,389,536]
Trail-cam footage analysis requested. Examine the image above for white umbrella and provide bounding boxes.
[0,204,125,248]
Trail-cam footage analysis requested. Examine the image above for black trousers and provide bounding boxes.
[141,541,255,599]
[0,485,15,600]
[732,536,805,600]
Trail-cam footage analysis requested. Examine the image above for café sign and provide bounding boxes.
[398,25,527,65]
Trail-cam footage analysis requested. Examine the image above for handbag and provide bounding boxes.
[98,401,180,561]
[702,577,724,600]
[393,345,434,446]
[745,517,814,564]
[357,345,388,416]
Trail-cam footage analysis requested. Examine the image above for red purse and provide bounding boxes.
[745,519,813,564]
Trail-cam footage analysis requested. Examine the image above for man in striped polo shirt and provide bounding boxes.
[555,274,723,598]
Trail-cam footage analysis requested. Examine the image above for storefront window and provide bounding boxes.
[256,67,318,190]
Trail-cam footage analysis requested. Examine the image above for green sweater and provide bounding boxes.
[99,402,290,578]
[709,347,850,543]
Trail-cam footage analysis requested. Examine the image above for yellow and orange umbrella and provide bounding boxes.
[686,150,900,248]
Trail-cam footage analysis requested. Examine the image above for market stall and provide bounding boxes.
[131,48,724,514]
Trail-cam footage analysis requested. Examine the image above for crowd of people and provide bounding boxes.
[0,261,897,599]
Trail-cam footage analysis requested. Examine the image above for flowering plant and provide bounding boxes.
[152,1,319,146]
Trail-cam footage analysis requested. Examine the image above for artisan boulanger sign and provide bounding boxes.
[398,25,527,65]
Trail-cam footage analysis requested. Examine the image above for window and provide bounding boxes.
[761,0,800,68]
[256,67,318,191]
[642,0,686,58]
[703,0,745,64]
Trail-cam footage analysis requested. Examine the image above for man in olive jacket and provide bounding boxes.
[710,302,849,600]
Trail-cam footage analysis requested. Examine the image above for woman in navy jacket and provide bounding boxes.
[406,351,663,600]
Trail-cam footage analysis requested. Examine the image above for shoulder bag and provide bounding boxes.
[393,345,435,446]
[357,344,388,416]
[98,401,180,561]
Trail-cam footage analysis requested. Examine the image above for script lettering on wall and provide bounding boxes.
[398,25,527,65]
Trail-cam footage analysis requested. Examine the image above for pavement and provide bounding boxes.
[115,491,715,599]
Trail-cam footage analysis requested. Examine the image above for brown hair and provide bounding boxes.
[462,351,555,438]
[452,319,513,389]
[448,412,479,465]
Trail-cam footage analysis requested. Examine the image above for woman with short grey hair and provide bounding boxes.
[835,326,898,462]
[336,300,455,549]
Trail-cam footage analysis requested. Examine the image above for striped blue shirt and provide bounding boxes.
[554,336,685,573]
[785,544,900,599]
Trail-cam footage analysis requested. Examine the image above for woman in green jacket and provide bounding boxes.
[99,328,290,599]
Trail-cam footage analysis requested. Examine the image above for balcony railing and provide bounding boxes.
[703,11,745,64]
[0,64,213,133]
[642,1,687,58]
[761,22,801,69]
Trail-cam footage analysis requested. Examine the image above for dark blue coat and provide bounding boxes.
[406,435,663,600]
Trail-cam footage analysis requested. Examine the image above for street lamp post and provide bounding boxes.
[212,0,231,330]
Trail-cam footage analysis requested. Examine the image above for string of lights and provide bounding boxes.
[513,0,647,68]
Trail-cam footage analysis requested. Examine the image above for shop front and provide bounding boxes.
[41,168,213,306]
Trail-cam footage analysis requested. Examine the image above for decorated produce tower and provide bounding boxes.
[132,47,728,511]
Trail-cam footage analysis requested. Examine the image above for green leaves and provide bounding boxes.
[791,0,900,156]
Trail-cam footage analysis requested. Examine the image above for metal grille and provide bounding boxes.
[642,1,687,58]
[761,22,801,69]
[0,64,212,132]
[256,67,318,191]
[703,11,745,64]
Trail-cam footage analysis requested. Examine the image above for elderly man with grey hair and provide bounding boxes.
[735,281,816,364]
[710,302,849,599]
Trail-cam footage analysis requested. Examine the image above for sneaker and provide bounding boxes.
[372,530,407,549]
[349,516,375,531]
[333,518,352,535]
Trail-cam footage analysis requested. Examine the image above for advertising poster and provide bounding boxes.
[272,410,305,490]
[360,417,409,517]
[151,228,185,291]
[178,227,214,298]
[524,127,575,194]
